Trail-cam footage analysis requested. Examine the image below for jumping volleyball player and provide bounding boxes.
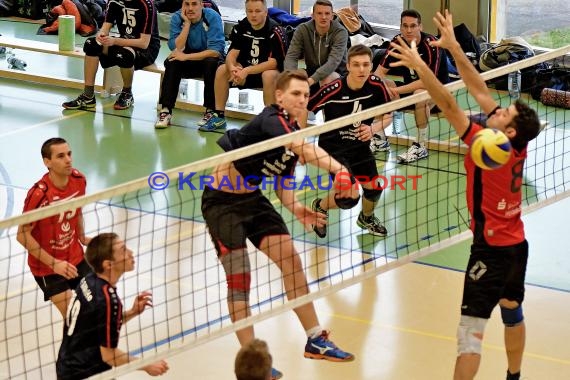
[389,10,540,380]
[201,70,357,379]
[307,44,393,238]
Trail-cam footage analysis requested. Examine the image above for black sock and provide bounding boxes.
[215,110,225,118]
[122,87,132,94]
[82,85,94,98]
[506,370,520,380]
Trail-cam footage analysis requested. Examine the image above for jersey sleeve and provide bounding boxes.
[270,26,288,69]
[369,75,391,104]
[228,21,245,52]
[137,0,156,36]
[205,10,226,56]
[104,1,119,25]
[307,79,342,113]
[98,284,122,349]
[421,35,442,75]
[260,112,296,138]
[22,182,48,229]
[461,121,483,146]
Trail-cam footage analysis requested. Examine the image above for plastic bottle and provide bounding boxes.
[508,70,521,100]
[392,111,402,135]
[179,78,188,99]
[7,56,27,70]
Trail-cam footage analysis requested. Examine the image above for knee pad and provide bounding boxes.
[110,46,135,68]
[335,195,360,209]
[457,315,487,355]
[220,248,251,302]
[501,305,524,327]
[363,187,383,203]
[83,37,103,56]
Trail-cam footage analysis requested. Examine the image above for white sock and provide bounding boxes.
[418,128,428,146]
[306,326,323,339]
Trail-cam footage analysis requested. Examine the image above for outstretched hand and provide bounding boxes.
[295,206,327,232]
[388,37,424,71]
[129,291,153,317]
[430,10,458,50]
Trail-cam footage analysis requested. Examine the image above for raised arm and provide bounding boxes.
[431,10,498,114]
[389,37,469,137]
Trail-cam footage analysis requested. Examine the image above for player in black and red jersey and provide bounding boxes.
[63,0,160,111]
[56,233,168,379]
[373,9,448,162]
[17,138,91,318]
[200,0,288,131]
[390,10,540,380]
[202,70,357,379]
[308,44,393,238]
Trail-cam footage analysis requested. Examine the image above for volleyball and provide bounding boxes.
[470,128,512,170]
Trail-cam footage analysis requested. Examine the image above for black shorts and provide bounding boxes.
[231,70,264,89]
[201,187,289,256]
[100,46,159,70]
[460,240,528,319]
[320,142,379,181]
[34,260,92,301]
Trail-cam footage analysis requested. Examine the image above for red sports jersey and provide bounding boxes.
[22,169,87,276]
[462,123,526,246]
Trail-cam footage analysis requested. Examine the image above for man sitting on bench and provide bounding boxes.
[62,0,160,111]
[198,0,287,132]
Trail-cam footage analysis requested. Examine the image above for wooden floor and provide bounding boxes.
[1,18,570,380]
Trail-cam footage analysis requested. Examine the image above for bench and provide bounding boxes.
[0,35,260,120]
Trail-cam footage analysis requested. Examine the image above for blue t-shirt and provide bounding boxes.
[168,7,225,57]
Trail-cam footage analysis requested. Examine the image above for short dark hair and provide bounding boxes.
[41,137,67,159]
[85,233,119,273]
[275,69,309,91]
[245,0,266,5]
[235,339,272,380]
[347,44,373,62]
[313,0,333,12]
[509,100,540,149]
[401,9,421,24]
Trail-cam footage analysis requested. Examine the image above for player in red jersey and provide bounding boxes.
[389,11,540,380]
[17,138,92,318]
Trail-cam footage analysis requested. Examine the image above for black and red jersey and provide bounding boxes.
[308,75,391,151]
[380,31,448,84]
[105,0,160,52]
[56,273,123,379]
[229,16,288,71]
[217,105,299,184]
[462,122,527,246]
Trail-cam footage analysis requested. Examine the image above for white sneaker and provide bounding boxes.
[370,135,390,153]
[397,142,428,163]
[155,111,172,129]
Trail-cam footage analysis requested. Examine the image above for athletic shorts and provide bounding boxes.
[460,240,528,319]
[100,46,159,70]
[231,72,263,90]
[320,142,379,181]
[34,260,93,301]
[201,187,289,256]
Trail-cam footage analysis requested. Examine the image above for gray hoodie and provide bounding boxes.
[284,19,348,84]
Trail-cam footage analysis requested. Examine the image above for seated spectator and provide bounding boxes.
[155,0,225,129]
[371,9,449,162]
[199,0,288,132]
[284,0,348,94]
[234,339,272,380]
[63,0,160,111]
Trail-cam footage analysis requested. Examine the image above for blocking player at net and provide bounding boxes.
[389,10,540,380]
[307,44,393,238]
[17,138,92,318]
[56,233,169,379]
[201,70,357,378]
[199,0,288,131]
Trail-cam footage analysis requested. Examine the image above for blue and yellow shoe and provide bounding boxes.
[198,113,226,131]
[304,330,354,362]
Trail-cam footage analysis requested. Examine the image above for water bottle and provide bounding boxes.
[179,78,188,99]
[508,70,521,100]
[392,111,402,135]
[0,47,6,56]
[7,56,27,70]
